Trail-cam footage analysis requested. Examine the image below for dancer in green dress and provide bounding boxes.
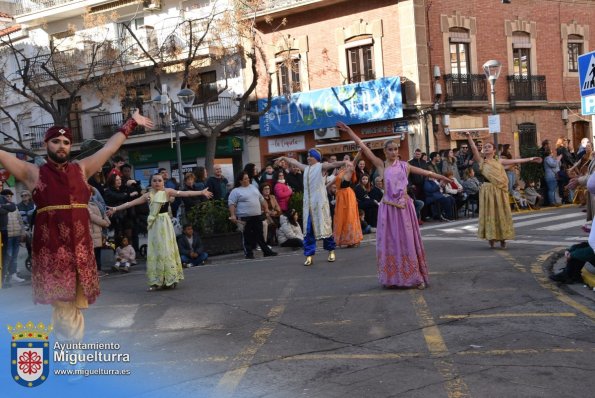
[108,173,212,290]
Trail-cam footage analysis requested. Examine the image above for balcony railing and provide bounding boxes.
[29,50,80,82]
[15,0,78,16]
[444,74,487,102]
[255,0,328,14]
[91,112,147,140]
[29,122,82,149]
[507,75,547,102]
[172,96,239,126]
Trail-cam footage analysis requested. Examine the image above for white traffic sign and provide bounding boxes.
[488,114,500,133]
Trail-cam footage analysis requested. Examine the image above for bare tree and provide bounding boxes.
[122,0,274,173]
[0,15,128,154]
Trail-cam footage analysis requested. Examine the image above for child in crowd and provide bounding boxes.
[113,236,136,273]
[359,209,376,234]
[511,183,529,209]
[523,181,542,209]
[177,224,208,267]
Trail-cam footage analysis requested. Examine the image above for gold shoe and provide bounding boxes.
[327,250,336,262]
[304,256,313,266]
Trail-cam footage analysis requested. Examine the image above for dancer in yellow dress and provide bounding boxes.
[466,133,541,248]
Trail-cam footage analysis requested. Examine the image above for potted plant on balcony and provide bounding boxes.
[186,199,243,256]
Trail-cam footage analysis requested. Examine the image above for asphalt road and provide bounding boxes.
[1,206,594,398]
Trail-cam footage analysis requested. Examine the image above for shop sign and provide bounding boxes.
[449,128,490,141]
[267,136,306,153]
[317,137,402,155]
[259,77,403,136]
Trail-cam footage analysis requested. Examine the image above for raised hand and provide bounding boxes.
[132,109,154,129]
[336,121,355,137]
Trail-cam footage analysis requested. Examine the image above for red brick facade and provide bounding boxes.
[254,0,593,163]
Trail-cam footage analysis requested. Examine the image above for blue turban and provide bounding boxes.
[308,149,321,162]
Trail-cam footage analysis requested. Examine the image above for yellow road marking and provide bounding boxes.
[411,290,471,398]
[498,247,595,323]
[439,312,576,319]
[498,250,527,273]
[529,249,595,322]
[212,281,296,398]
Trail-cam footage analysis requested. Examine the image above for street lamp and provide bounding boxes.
[152,84,183,182]
[483,59,502,153]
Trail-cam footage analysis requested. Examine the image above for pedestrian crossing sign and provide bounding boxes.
[579,51,595,97]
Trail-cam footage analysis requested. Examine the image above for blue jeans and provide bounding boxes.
[545,177,558,204]
[6,236,21,275]
[181,252,208,266]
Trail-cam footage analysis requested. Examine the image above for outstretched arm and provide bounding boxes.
[167,188,213,199]
[275,156,306,171]
[500,157,542,166]
[410,165,453,184]
[80,110,154,178]
[0,151,38,191]
[322,160,347,171]
[106,192,150,216]
[336,122,384,171]
[466,133,483,163]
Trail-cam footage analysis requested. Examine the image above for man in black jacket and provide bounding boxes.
[206,164,229,200]
[177,224,208,267]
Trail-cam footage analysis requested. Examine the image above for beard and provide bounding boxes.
[47,149,70,164]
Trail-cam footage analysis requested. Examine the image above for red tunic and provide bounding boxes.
[31,161,99,304]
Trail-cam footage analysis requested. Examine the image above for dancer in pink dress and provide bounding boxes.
[337,122,452,288]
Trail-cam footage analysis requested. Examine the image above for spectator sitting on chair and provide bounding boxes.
[511,183,529,209]
[423,177,456,221]
[524,181,542,209]
[177,224,208,267]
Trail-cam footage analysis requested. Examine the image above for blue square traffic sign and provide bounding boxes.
[579,51,595,97]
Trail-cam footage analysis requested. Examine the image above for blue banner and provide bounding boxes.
[258,77,403,137]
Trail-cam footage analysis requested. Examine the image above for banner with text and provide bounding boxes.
[259,77,403,137]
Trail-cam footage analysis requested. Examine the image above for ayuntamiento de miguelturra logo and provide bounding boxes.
[7,321,52,388]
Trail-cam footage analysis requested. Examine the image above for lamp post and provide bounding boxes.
[483,60,502,154]
[153,84,183,181]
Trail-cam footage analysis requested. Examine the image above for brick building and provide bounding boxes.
[428,0,593,157]
[254,0,594,164]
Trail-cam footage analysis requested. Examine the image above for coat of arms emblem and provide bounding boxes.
[7,321,53,387]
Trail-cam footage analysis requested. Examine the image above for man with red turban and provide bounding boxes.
[0,110,153,342]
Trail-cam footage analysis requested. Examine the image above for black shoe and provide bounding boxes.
[549,271,570,283]
[264,251,278,257]
[245,254,255,259]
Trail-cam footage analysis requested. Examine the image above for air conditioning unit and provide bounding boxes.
[314,127,340,140]
[143,0,161,11]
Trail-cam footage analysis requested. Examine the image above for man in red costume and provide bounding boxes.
[0,110,153,342]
